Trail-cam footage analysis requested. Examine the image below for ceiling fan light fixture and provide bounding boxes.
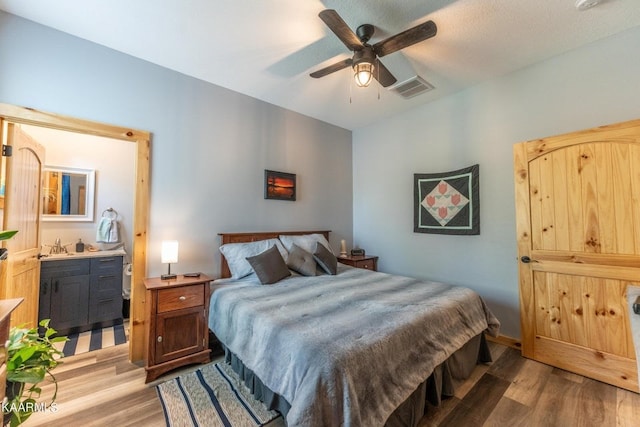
[352,46,377,87]
[354,62,375,87]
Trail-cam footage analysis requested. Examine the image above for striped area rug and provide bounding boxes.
[57,323,128,357]
[156,362,284,427]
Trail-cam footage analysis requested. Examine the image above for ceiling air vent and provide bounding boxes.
[391,76,434,99]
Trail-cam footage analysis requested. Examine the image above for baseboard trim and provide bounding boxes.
[486,334,521,350]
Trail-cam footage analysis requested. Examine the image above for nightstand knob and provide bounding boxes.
[179,296,186,301]
[157,336,163,343]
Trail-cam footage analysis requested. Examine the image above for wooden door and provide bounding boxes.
[0,122,45,328]
[514,119,640,392]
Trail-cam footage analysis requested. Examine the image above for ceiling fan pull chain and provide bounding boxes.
[377,58,381,100]
[349,73,353,104]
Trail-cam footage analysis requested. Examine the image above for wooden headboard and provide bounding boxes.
[218,230,331,279]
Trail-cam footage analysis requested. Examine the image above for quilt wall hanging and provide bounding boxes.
[414,164,480,235]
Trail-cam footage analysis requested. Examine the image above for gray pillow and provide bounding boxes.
[246,245,291,284]
[313,242,337,275]
[279,234,332,254]
[220,238,288,279]
[286,244,317,276]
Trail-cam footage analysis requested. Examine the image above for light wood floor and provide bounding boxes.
[25,341,640,426]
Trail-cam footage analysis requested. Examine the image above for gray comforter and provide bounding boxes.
[209,265,500,426]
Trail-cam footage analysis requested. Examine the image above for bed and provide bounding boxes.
[208,231,500,426]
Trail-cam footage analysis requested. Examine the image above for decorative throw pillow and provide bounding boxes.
[313,241,337,275]
[279,234,332,255]
[286,244,317,277]
[245,245,291,284]
[220,238,288,279]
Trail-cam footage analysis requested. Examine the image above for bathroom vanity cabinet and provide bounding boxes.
[39,252,124,335]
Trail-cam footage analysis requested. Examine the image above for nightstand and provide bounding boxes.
[338,255,379,271]
[143,274,212,383]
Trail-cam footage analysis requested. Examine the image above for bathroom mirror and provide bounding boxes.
[42,166,95,222]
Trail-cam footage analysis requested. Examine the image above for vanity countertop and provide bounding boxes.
[41,249,127,262]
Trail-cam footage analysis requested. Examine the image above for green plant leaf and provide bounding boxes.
[0,230,18,240]
[5,318,67,425]
[19,345,38,360]
[7,369,45,384]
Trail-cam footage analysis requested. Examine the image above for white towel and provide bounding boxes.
[108,219,119,243]
[96,217,120,243]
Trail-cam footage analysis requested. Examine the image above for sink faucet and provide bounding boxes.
[49,238,68,255]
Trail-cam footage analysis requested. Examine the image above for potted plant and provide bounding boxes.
[0,230,18,260]
[3,319,68,426]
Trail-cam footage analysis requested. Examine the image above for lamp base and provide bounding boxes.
[161,273,177,280]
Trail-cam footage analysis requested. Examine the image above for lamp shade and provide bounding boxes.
[161,240,179,264]
[354,62,374,87]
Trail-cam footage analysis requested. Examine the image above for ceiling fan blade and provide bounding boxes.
[310,58,353,79]
[319,9,363,51]
[373,60,397,87]
[373,20,437,58]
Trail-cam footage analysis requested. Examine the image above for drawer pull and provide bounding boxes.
[179,296,186,301]
[157,336,162,343]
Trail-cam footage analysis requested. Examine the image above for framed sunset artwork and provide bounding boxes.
[264,170,296,201]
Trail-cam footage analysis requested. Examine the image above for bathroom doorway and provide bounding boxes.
[0,103,150,362]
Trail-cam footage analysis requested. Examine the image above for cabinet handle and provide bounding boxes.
[54,281,59,293]
[42,282,48,295]
[157,336,162,343]
[99,275,115,279]
[179,296,186,301]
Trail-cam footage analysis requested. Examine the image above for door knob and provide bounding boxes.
[521,256,532,263]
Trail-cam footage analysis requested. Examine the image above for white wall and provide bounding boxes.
[0,12,353,278]
[353,26,640,339]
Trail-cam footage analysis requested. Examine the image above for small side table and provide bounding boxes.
[338,255,378,271]
[143,274,212,383]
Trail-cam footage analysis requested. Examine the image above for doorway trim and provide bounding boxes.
[0,103,150,362]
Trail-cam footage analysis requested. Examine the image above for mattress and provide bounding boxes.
[209,265,500,426]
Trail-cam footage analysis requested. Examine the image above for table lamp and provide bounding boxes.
[161,240,178,280]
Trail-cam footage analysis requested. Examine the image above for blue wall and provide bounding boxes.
[0,11,353,277]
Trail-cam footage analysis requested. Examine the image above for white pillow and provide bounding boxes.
[220,238,288,279]
[278,234,332,255]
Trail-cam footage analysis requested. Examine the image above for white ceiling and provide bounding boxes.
[1,0,639,130]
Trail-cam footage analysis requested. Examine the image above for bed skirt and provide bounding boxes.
[223,333,492,426]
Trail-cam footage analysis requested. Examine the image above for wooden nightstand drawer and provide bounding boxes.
[354,260,375,270]
[338,255,379,272]
[157,284,205,313]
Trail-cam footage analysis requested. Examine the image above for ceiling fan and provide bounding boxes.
[310,9,437,88]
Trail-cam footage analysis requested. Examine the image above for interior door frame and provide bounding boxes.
[0,103,150,362]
